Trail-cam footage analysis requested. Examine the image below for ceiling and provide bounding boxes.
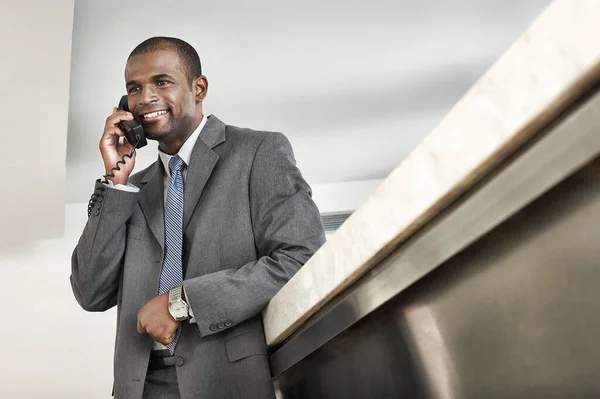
[66,0,552,203]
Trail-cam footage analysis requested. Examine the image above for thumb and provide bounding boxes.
[137,316,146,335]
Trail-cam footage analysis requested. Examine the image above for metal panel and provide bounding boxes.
[270,87,600,377]
[270,89,600,398]
[274,147,600,399]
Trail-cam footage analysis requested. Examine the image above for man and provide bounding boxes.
[71,37,325,399]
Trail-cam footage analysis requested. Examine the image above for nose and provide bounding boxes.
[139,85,158,106]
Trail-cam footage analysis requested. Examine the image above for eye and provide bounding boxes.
[128,86,140,94]
[157,80,170,86]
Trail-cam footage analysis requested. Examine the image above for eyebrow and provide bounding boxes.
[126,73,176,87]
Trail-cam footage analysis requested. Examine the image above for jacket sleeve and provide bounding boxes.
[70,181,140,312]
[183,132,326,336]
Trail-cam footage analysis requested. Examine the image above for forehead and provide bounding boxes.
[125,49,186,81]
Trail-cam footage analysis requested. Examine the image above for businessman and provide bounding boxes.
[71,36,325,398]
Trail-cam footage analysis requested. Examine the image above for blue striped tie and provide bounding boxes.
[159,155,185,354]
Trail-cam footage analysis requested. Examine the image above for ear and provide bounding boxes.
[194,76,208,102]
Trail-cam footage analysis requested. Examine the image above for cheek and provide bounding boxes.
[166,91,195,120]
[171,105,194,123]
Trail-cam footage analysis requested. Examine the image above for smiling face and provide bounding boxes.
[124,48,207,154]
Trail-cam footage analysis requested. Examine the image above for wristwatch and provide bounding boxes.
[168,286,189,321]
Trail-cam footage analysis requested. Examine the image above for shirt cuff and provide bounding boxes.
[106,179,140,192]
[183,285,196,323]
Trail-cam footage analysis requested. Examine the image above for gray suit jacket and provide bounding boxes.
[71,115,326,399]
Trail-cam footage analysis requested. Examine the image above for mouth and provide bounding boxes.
[140,109,169,121]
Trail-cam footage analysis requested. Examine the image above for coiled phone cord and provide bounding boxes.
[87,136,140,217]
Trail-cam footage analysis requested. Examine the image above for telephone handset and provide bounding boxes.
[87,96,149,217]
[118,95,148,149]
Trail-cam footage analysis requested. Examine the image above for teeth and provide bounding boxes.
[143,110,168,119]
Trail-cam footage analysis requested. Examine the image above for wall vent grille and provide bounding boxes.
[320,211,353,232]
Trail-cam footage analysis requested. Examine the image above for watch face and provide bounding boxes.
[170,301,187,318]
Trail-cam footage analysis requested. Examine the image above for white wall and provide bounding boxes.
[0,203,114,398]
[65,0,553,204]
[0,0,74,249]
[311,179,383,214]
[0,180,378,397]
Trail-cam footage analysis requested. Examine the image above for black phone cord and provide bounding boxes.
[87,138,140,217]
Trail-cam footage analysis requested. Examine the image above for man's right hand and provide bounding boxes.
[100,107,137,185]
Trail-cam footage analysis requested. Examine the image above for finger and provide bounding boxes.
[112,107,117,115]
[148,332,169,345]
[106,108,132,121]
[105,111,134,130]
[137,316,145,335]
[102,120,131,144]
[122,139,135,152]
[112,125,126,138]
[99,126,125,149]
[165,331,176,344]
[156,325,177,345]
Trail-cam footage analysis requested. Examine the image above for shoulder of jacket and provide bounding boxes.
[225,124,288,147]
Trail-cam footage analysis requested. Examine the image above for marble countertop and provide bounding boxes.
[263,0,600,347]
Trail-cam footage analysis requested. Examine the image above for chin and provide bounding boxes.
[143,129,167,141]
[142,123,172,141]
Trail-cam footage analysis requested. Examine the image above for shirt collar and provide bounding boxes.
[158,114,208,177]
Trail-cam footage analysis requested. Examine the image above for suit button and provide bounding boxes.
[225,321,232,327]
[176,357,184,367]
[218,323,225,329]
[209,324,217,331]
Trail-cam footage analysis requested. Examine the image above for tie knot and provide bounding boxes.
[169,155,185,173]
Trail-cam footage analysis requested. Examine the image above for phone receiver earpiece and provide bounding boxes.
[118,95,130,112]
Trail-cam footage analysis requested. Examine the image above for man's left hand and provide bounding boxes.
[137,292,179,345]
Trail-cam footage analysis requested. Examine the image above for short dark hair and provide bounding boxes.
[128,36,202,86]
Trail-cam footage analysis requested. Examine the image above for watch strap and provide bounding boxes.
[169,285,183,303]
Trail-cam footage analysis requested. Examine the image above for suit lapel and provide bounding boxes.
[184,115,226,230]
[138,160,165,251]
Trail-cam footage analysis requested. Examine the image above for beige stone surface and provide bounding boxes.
[263,0,600,346]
